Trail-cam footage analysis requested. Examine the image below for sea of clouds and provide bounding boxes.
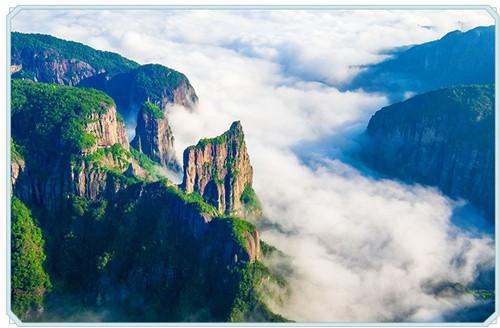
[12,9,495,322]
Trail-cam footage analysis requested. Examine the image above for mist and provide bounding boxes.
[12,9,495,322]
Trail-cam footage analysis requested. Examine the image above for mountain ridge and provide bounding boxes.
[347,25,494,101]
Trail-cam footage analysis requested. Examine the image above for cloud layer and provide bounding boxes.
[11,9,495,322]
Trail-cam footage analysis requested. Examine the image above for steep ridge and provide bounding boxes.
[10,80,285,322]
[363,85,494,222]
[348,25,494,101]
[181,121,257,216]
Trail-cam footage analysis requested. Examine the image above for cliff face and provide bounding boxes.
[11,152,25,190]
[11,81,131,211]
[11,49,97,86]
[130,102,179,171]
[85,104,129,152]
[363,85,494,221]
[13,159,131,212]
[182,121,253,215]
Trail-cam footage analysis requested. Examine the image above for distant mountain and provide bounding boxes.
[363,85,494,222]
[10,79,286,322]
[348,26,494,101]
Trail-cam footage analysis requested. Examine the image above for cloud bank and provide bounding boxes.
[12,9,495,322]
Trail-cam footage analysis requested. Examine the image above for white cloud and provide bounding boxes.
[11,9,495,322]
[256,156,493,321]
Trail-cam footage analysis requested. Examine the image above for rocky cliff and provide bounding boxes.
[85,104,129,152]
[11,80,132,211]
[181,121,254,215]
[130,102,179,171]
[10,142,25,190]
[363,85,494,221]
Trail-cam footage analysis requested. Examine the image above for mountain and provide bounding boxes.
[10,80,286,322]
[348,26,494,101]
[11,32,139,85]
[363,85,494,222]
[181,121,259,216]
[11,32,198,113]
[11,32,198,169]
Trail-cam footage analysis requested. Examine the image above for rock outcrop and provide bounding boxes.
[14,160,130,212]
[244,229,261,262]
[363,85,494,222]
[86,104,130,152]
[11,151,25,189]
[130,102,179,171]
[181,121,253,215]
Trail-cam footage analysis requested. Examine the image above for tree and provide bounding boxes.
[11,197,51,321]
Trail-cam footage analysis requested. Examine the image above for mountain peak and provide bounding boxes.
[229,120,243,133]
[181,122,253,215]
